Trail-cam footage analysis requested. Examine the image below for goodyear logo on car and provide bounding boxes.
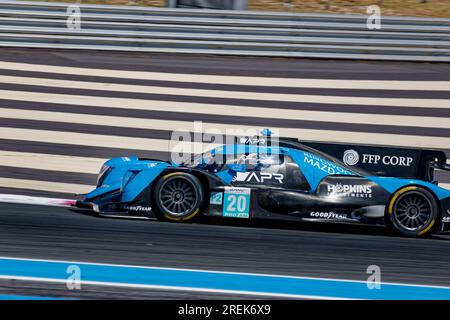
[223,187,251,219]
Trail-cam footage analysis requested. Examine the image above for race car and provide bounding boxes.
[76,130,450,238]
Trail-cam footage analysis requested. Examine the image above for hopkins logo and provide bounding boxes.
[234,172,283,184]
[327,184,372,198]
[342,149,414,167]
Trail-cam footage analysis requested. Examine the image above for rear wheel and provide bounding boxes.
[386,187,439,238]
[153,172,204,222]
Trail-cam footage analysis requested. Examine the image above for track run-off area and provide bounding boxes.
[0,48,449,299]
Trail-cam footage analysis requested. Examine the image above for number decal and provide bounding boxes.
[210,192,223,205]
[226,195,237,212]
[223,187,250,218]
[237,195,246,212]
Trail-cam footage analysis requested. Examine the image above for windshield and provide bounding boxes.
[184,142,368,177]
[184,150,217,168]
[184,146,281,169]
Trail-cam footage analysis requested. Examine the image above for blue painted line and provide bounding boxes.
[0,257,450,299]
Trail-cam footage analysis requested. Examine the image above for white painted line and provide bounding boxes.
[0,101,448,129]
[0,123,449,151]
[0,178,92,194]
[0,150,105,174]
[0,194,75,207]
[0,127,212,152]
[0,61,448,91]
[1,75,448,108]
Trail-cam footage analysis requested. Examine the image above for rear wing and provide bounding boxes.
[283,138,448,182]
[431,161,450,174]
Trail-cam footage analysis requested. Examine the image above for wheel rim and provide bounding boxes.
[393,191,433,231]
[159,177,197,216]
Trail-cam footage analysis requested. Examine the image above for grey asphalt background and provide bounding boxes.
[2,48,450,80]
[1,203,450,299]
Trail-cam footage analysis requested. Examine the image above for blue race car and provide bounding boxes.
[76,131,450,238]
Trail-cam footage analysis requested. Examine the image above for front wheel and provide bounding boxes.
[386,187,440,238]
[153,172,204,222]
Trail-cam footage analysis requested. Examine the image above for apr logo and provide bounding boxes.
[233,172,284,184]
[239,137,266,145]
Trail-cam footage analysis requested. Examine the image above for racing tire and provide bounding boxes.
[385,187,440,238]
[152,172,204,222]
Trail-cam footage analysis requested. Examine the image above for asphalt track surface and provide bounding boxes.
[1,202,450,299]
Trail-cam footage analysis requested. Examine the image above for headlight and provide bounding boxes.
[97,165,111,187]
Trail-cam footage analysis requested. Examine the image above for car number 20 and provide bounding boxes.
[223,188,250,218]
[226,194,247,212]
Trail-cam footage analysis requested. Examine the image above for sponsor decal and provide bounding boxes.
[304,152,351,175]
[210,192,223,205]
[124,205,152,212]
[342,150,414,167]
[233,172,284,184]
[444,211,450,223]
[343,149,359,166]
[238,153,260,164]
[310,211,347,219]
[239,137,266,145]
[223,187,251,218]
[327,183,373,198]
[238,153,282,167]
[239,154,252,161]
